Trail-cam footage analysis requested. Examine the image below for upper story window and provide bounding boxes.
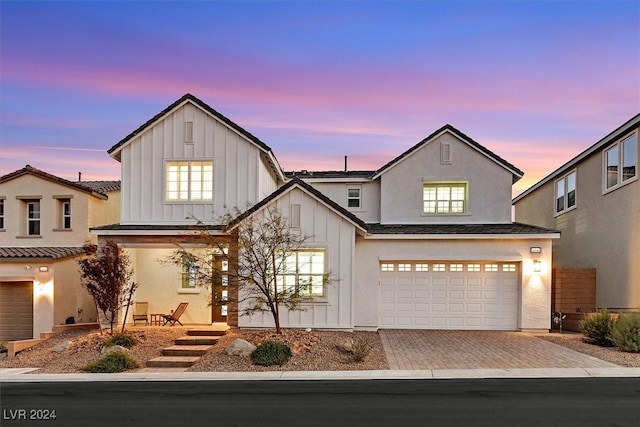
[347,187,361,209]
[27,200,41,236]
[423,182,467,215]
[278,249,326,298]
[166,161,213,201]
[555,170,576,215]
[0,198,4,230]
[604,132,637,192]
[53,197,72,230]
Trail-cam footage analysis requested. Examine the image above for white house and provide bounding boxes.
[93,94,559,332]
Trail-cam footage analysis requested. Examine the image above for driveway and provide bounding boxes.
[379,330,617,370]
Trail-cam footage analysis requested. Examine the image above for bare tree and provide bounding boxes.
[78,240,137,334]
[169,207,329,334]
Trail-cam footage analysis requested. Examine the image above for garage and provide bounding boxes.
[379,261,519,330]
[0,281,34,341]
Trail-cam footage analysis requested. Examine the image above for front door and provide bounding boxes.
[211,257,228,323]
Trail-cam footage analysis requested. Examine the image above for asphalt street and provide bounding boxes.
[2,378,640,427]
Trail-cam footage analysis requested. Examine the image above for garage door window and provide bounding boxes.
[380,262,518,273]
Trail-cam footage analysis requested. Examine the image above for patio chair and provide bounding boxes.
[161,302,189,326]
[132,301,149,325]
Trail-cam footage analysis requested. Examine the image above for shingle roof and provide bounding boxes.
[0,165,115,199]
[374,124,524,183]
[0,247,86,259]
[90,224,223,231]
[366,222,559,235]
[285,170,376,179]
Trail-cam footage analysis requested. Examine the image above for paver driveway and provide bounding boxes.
[379,330,617,370]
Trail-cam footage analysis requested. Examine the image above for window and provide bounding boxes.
[502,264,517,272]
[398,263,412,272]
[27,201,40,235]
[415,263,429,272]
[347,187,361,209]
[555,170,576,214]
[0,199,4,229]
[278,250,326,297]
[467,264,481,272]
[55,198,72,229]
[450,264,463,272]
[605,133,637,191]
[433,264,446,272]
[423,183,467,214]
[484,264,498,272]
[166,161,213,201]
[381,263,394,272]
[181,255,199,288]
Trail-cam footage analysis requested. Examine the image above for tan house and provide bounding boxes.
[94,93,558,332]
[513,114,639,313]
[0,166,120,341]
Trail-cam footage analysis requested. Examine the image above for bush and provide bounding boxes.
[0,343,7,354]
[580,308,616,347]
[251,341,292,366]
[339,336,373,363]
[82,351,139,373]
[610,313,640,353]
[104,332,137,349]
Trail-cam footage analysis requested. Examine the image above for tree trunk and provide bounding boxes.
[272,252,281,334]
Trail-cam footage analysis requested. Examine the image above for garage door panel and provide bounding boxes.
[450,290,464,299]
[0,281,34,341]
[415,290,429,298]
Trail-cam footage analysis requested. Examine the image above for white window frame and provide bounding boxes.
[27,201,41,236]
[380,263,395,272]
[554,169,577,216]
[603,131,637,193]
[0,198,4,230]
[423,182,468,215]
[346,186,362,210]
[278,249,326,298]
[181,254,199,289]
[166,160,213,202]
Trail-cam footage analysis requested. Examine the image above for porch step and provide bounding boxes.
[174,336,221,346]
[161,345,213,357]
[146,356,202,368]
[187,325,229,336]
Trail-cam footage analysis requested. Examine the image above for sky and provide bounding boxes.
[1,1,638,196]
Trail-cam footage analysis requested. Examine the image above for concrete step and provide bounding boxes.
[161,345,213,357]
[146,356,201,368]
[186,325,229,336]
[175,336,221,346]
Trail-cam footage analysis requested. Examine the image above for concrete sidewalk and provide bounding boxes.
[2,367,640,382]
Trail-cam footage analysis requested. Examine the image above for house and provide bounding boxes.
[0,165,120,341]
[93,93,559,332]
[513,114,639,314]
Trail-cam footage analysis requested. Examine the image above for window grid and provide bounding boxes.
[278,250,326,297]
[380,263,394,272]
[181,255,198,288]
[415,263,429,272]
[398,263,412,272]
[423,183,466,214]
[485,264,498,272]
[62,200,71,229]
[502,264,517,272]
[433,264,446,272]
[347,188,361,209]
[0,199,4,229]
[27,201,40,236]
[166,161,213,201]
[467,264,481,272]
[449,264,463,272]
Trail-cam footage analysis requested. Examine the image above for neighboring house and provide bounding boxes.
[513,114,639,313]
[0,165,120,341]
[93,93,558,332]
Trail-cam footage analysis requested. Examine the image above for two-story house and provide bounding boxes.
[513,114,639,314]
[0,166,120,341]
[93,94,558,332]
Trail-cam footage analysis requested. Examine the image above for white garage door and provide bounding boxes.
[379,262,519,330]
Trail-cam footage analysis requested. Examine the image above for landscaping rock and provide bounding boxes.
[53,341,72,352]
[225,339,256,357]
[100,345,129,356]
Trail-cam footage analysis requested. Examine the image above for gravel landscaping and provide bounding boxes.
[1,327,637,374]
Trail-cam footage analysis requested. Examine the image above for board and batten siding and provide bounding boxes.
[120,103,279,225]
[239,188,356,330]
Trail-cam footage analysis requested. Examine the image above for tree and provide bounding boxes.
[170,207,329,334]
[78,240,137,334]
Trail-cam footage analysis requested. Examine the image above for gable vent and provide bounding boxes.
[291,204,301,228]
[185,121,194,143]
[440,142,451,164]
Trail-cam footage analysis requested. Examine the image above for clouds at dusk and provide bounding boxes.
[1,1,638,196]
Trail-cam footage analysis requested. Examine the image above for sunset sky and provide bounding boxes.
[1,1,638,196]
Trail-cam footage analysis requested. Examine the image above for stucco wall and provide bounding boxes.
[307,180,381,223]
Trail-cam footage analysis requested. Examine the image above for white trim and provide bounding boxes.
[91,229,228,237]
[378,255,523,262]
[553,169,577,217]
[365,233,560,240]
[602,130,638,195]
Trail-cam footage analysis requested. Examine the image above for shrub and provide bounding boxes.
[82,351,139,373]
[339,336,373,363]
[0,342,7,354]
[580,308,616,347]
[251,341,292,366]
[104,332,137,349]
[610,313,640,353]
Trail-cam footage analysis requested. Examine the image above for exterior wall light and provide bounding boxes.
[39,266,49,272]
[533,260,542,273]
[530,247,541,254]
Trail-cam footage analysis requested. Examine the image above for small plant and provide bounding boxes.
[0,342,7,354]
[82,351,139,373]
[610,313,640,353]
[104,332,137,349]
[580,308,616,347]
[251,341,292,366]
[346,336,373,363]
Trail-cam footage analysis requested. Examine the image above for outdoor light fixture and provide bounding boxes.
[533,260,542,273]
[39,266,49,272]
[530,247,541,254]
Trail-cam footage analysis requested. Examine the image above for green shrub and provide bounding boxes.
[580,308,616,347]
[0,342,7,354]
[82,351,139,373]
[104,332,137,349]
[610,313,640,353]
[251,341,292,366]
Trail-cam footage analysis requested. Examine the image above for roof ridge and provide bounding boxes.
[0,165,110,199]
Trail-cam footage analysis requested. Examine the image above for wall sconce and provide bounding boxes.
[530,247,541,254]
[533,260,542,273]
[39,266,49,272]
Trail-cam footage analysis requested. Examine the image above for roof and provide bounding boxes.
[0,165,116,200]
[0,247,86,260]
[513,113,640,203]
[227,177,368,233]
[91,224,223,231]
[285,170,376,180]
[106,93,285,181]
[366,222,559,236]
[373,124,524,183]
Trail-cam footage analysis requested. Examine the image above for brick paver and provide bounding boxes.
[379,330,617,370]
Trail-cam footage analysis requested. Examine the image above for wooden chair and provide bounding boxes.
[161,302,189,326]
[132,302,149,325]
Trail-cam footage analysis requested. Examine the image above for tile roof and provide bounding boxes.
[0,247,86,259]
[0,165,115,199]
[366,222,559,235]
